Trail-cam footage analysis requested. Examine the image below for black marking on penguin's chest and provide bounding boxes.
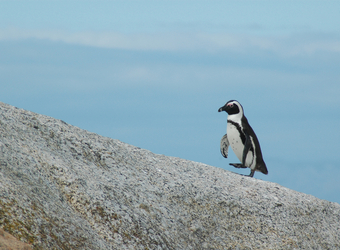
[227,120,254,153]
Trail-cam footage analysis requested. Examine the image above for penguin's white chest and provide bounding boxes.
[227,121,255,168]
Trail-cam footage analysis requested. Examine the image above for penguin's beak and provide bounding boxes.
[218,106,225,112]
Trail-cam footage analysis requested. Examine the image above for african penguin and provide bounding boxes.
[218,100,268,177]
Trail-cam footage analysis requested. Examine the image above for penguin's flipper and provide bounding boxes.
[220,134,229,158]
[229,163,247,169]
[242,134,252,167]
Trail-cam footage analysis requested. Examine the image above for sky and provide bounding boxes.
[0,1,340,204]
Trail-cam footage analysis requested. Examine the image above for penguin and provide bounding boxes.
[218,100,268,177]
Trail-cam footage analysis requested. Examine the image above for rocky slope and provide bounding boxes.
[0,101,339,249]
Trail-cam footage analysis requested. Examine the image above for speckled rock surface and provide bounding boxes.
[0,101,339,250]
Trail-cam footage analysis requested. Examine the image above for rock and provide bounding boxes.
[0,101,339,249]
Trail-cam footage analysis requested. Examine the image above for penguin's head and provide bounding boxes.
[218,100,244,116]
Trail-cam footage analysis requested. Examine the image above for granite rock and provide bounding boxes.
[0,101,339,249]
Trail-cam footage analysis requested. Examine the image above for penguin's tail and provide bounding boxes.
[257,162,268,175]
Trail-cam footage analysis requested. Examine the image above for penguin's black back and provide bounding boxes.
[241,115,268,175]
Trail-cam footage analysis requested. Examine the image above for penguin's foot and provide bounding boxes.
[248,170,255,178]
[240,170,255,178]
[229,163,247,169]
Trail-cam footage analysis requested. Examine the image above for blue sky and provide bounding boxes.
[1,1,340,203]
